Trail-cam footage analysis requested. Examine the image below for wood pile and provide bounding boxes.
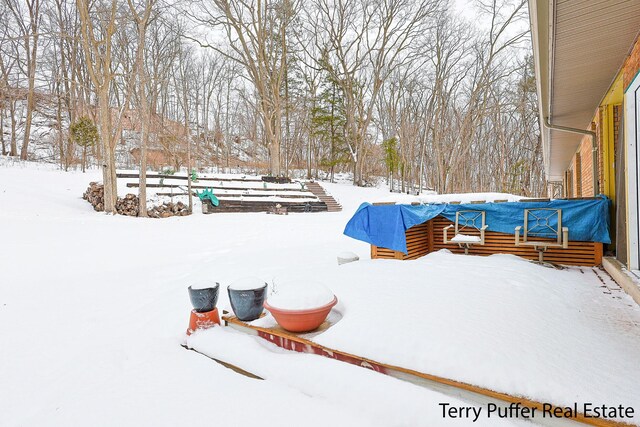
[83,182,190,218]
[83,182,104,211]
[147,201,190,218]
[115,194,139,217]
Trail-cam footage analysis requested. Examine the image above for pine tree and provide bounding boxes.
[311,75,348,182]
[382,137,401,191]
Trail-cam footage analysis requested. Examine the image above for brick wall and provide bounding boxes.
[566,157,579,197]
[575,152,583,196]
[624,34,640,90]
[580,131,593,196]
[568,119,597,197]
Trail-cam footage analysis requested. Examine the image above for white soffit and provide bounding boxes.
[532,0,640,181]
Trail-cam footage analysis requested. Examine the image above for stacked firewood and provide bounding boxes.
[83,182,190,218]
[147,201,190,218]
[116,194,139,216]
[83,182,104,211]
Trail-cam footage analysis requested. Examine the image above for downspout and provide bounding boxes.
[544,117,599,196]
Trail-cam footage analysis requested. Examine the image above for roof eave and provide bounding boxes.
[529,0,559,181]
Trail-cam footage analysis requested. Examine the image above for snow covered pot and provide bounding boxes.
[227,277,268,321]
[264,281,337,332]
[188,281,220,313]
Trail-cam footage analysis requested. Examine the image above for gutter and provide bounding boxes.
[544,117,599,196]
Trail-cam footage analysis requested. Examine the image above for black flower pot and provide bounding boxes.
[228,282,268,321]
[188,283,220,313]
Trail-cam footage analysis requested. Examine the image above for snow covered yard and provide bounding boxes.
[265,253,640,410]
[1,162,504,426]
[188,253,640,425]
[1,161,639,426]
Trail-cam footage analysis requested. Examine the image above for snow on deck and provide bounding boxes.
[1,160,637,426]
[309,252,640,414]
[195,251,640,424]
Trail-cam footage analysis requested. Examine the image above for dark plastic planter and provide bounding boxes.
[228,283,268,321]
[188,283,220,313]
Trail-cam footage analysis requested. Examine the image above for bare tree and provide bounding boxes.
[127,0,157,217]
[76,0,131,213]
[189,0,300,176]
[173,39,196,211]
[0,3,18,157]
[0,0,544,199]
[4,0,41,160]
[310,0,442,185]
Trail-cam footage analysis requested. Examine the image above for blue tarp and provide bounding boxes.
[343,197,611,254]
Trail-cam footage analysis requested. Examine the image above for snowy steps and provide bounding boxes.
[210,199,328,213]
[306,181,342,212]
[116,172,263,182]
[115,171,343,212]
[125,182,309,193]
[117,172,341,213]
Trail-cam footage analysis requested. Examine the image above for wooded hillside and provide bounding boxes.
[0,0,544,202]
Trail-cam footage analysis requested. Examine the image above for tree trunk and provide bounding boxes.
[55,76,65,170]
[186,129,193,212]
[133,13,151,218]
[20,27,39,161]
[1,109,5,156]
[10,100,17,156]
[98,89,116,213]
[269,140,280,176]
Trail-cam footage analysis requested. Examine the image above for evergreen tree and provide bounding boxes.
[70,116,98,173]
[311,74,348,182]
[382,137,401,191]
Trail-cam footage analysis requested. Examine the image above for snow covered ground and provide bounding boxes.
[240,253,640,411]
[1,160,639,426]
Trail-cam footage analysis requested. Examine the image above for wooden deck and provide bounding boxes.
[371,216,603,266]
[220,314,630,427]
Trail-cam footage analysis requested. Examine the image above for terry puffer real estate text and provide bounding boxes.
[438,402,635,422]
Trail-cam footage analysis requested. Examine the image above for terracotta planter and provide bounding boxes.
[188,283,220,313]
[228,283,268,321]
[264,296,338,332]
[186,308,220,335]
